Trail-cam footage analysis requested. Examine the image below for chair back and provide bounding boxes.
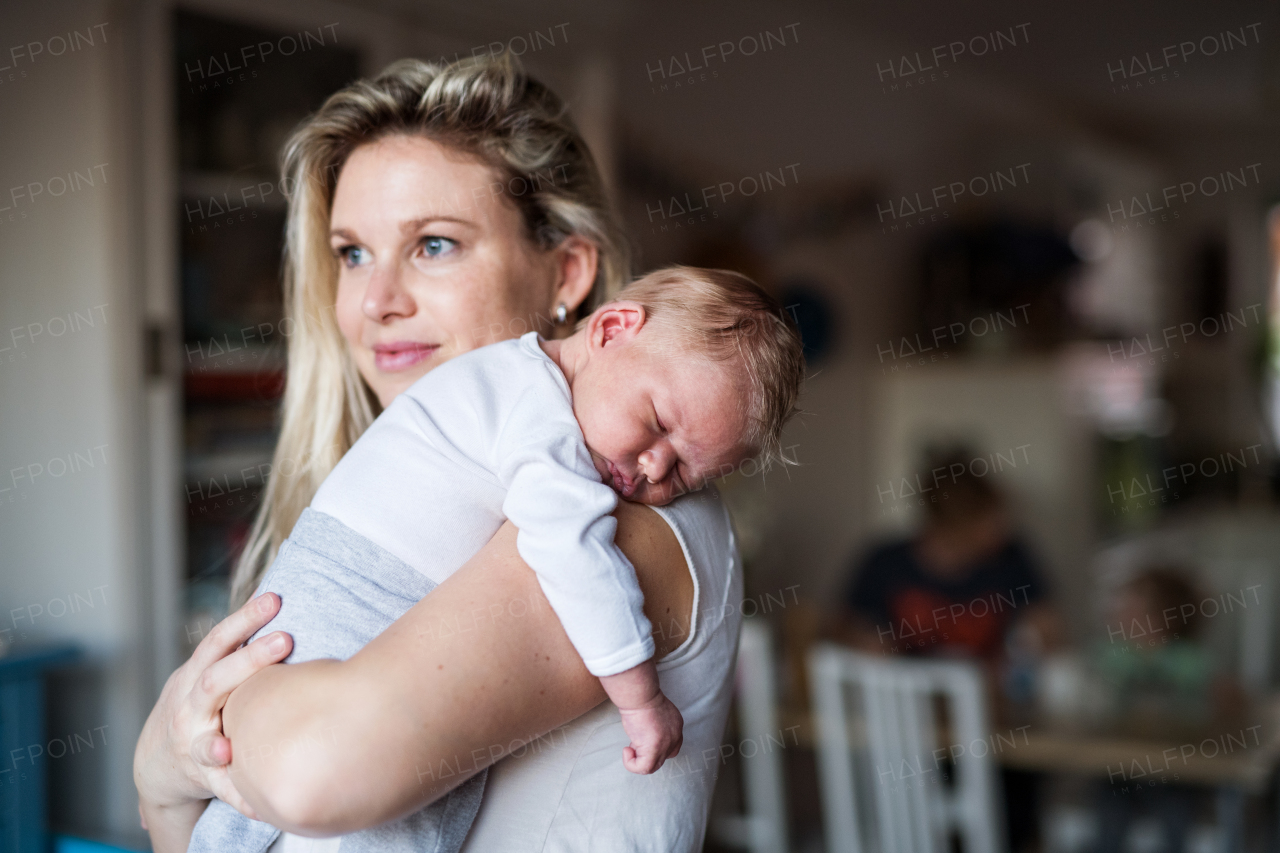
[712,618,790,853]
[808,645,1005,853]
[1217,562,1272,695]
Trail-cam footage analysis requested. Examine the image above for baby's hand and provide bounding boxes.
[599,659,684,774]
[618,692,684,775]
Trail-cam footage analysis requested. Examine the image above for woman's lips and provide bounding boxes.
[372,342,439,372]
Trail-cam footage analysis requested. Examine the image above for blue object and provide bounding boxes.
[777,280,834,363]
[0,645,79,853]
[54,836,148,853]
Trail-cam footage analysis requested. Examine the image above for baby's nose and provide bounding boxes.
[639,447,675,483]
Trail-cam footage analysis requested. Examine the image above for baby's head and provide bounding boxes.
[563,266,805,506]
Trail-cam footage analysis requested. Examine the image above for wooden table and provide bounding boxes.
[998,726,1279,792]
[995,705,1280,853]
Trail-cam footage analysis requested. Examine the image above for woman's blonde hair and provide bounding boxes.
[229,53,628,608]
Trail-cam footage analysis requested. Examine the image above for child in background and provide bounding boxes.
[1097,566,1214,729]
[1093,565,1216,853]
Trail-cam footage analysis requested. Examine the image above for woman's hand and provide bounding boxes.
[133,592,294,850]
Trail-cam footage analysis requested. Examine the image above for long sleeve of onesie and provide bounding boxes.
[498,428,655,677]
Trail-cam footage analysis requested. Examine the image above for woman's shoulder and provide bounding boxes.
[612,488,741,666]
[648,487,742,670]
[651,487,736,567]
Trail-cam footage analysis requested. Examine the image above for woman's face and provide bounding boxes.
[331,134,592,407]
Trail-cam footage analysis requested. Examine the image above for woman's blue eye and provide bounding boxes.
[339,246,370,267]
[422,236,457,257]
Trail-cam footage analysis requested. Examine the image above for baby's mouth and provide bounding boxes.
[608,461,638,498]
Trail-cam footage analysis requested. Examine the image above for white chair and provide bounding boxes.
[1223,563,1272,695]
[808,645,1006,853]
[712,618,790,853]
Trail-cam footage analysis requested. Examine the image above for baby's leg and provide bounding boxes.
[599,659,684,774]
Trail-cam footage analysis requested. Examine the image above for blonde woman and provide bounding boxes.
[134,54,744,852]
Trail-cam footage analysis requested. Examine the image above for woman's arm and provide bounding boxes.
[222,500,693,835]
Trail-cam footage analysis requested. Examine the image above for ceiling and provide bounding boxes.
[342,0,1280,184]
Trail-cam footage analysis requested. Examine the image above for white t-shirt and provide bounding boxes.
[460,488,743,852]
[310,331,653,676]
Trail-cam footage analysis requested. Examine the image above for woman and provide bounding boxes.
[133,54,743,851]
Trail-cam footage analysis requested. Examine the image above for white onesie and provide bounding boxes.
[309,330,654,676]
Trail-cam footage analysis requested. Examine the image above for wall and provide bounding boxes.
[0,0,150,841]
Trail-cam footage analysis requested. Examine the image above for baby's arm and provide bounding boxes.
[499,434,683,772]
[599,660,684,774]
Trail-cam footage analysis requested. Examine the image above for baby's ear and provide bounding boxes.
[591,301,647,347]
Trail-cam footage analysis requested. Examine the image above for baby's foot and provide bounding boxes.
[618,692,684,774]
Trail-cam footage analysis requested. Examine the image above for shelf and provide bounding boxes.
[183,344,286,401]
[174,8,362,610]
[184,370,284,401]
[184,449,274,485]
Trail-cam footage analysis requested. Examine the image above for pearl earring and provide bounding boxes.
[555,303,568,325]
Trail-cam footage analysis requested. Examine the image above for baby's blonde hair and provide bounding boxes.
[605,266,805,469]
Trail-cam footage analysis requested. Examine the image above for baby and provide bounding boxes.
[190,266,804,850]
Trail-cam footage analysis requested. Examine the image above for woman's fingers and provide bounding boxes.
[189,594,282,672]
[190,631,293,712]
[191,731,232,768]
[206,767,260,822]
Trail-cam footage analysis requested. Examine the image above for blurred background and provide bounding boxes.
[2,0,1279,850]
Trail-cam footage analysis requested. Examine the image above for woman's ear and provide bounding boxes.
[551,236,599,318]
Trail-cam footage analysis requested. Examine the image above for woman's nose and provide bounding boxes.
[362,263,416,323]
[639,445,676,483]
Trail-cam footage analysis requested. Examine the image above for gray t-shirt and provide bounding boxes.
[189,508,487,853]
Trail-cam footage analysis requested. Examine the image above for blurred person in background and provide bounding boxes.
[1085,563,1254,850]
[835,450,1062,661]
[1094,566,1219,728]
[1091,565,1241,853]
[832,449,1064,853]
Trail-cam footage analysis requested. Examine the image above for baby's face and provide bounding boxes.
[571,338,753,506]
